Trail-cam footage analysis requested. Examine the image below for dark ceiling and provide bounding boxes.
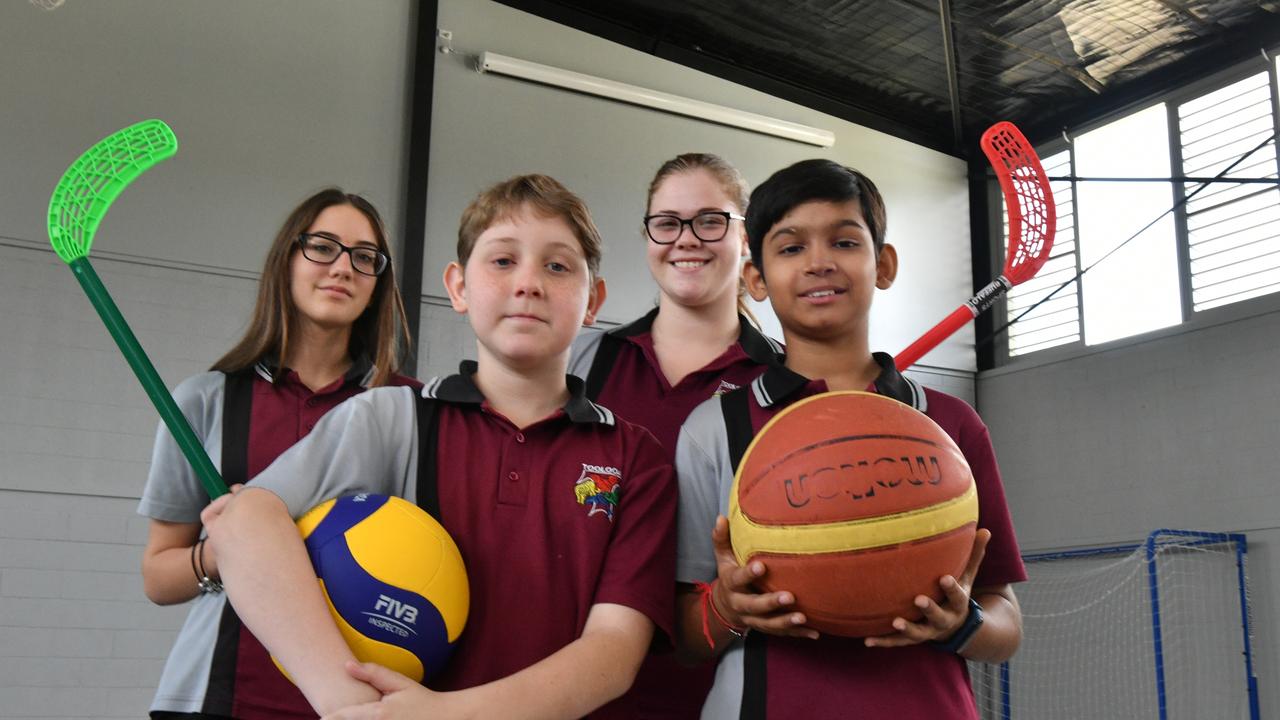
[496,0,1280,158]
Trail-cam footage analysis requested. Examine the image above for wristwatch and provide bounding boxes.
[932,597,984,653]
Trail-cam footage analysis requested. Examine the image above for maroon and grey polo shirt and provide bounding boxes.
[138,359,418,719]
[569,308,783,458]
[249,361,678,709]
[569,309,781,719]
[675,353,1027,719]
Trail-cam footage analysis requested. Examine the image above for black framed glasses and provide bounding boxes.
[296,233,390,276]
[643,211,745,244]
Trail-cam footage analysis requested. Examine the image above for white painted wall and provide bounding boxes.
[978,307,1280,716]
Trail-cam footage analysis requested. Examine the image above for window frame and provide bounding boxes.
[990,53,1280,369]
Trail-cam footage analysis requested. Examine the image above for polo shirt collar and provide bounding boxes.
[748,351,927,412]
[737,316,785,366]
[606,307,783,366]
[606,307,660,338]
[421,360,616,426]
[253,354,376,388]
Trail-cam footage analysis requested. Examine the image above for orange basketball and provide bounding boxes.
[729,391,977,637]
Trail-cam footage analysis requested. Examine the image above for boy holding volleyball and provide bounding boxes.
[204,175,676,719]
[674,159,1025,718]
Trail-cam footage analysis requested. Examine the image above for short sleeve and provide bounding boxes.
[927,389,1027,588]
[675,397,732,585]
[567,328,606,381]
[960,414,1027,587]
[249,386,420,518]
[590,424,678,641]
[137,372,225,523]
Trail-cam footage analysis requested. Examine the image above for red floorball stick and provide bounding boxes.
[894,122,1056,370]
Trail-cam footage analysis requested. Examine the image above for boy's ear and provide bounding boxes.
[875,244,898,290]
[583,276,607,326]
[743,259,769,301]
[443,261,468,314]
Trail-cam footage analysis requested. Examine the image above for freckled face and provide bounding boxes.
[445,206,603,370]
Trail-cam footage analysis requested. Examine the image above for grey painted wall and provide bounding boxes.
[0,1,413,716]
[425,0,977,372]
[1,0,415,276]
[978,307,1280,716]
[0,0,991,716]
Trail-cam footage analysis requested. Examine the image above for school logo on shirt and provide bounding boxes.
[574,463,623,521]
[714,380,740,396]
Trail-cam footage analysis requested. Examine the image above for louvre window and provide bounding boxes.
[1001,65,1280,360]
[1180,71,1280,312]
[1004,150,1081,357]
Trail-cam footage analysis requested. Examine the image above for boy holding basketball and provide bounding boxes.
[203,175,676,719]
[673,159,1025,718]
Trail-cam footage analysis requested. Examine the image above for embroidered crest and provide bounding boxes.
[573,463,623,521]
[714,379,741,396]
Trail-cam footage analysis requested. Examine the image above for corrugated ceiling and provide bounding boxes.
[497,0,1280,156]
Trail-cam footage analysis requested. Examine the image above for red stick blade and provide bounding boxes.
[981,122,1056,286]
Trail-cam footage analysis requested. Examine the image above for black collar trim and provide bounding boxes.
[606,307,782,365]
[737,318,785,365]
[747,352,927,412]
[421,360,615,426]
[253,355,375,388]
[605,307,659,338]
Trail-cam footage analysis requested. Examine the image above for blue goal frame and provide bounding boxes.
[996,529,1259,720]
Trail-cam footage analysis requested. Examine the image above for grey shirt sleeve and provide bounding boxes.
[675,396,734,584]
[567,327,606,381]
[137,372,225,523]
[249,386,421,518]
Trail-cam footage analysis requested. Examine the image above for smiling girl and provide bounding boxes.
[137,189,418,720]
[570,154,781,718]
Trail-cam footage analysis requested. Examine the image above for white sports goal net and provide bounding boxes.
[969,530,1259,720]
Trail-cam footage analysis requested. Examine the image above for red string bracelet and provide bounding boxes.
[696,580,748,649]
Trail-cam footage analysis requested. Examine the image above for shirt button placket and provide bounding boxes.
[302,396,321,436]
[497,430,530,506]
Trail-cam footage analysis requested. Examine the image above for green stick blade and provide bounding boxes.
[47,119,178,263]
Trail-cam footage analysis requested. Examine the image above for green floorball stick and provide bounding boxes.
[48,119,229,499]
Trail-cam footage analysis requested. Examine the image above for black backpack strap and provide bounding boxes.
[220,370,255,487]
[583,333,625,401]
[740,631,768,720]
[720,386,754,474]
[719,386,767,720]
[414,394,442,519]
[204,369,255,714]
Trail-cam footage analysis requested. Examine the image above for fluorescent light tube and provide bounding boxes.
[477,51,836,148]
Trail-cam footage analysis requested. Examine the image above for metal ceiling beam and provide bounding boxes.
[937,0,964,148]
[899,0,1104,105]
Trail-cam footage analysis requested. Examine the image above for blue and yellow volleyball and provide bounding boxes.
[294,493,469,683]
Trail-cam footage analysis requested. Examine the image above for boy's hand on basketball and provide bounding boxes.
[864,528,991,648]
[712,515,819,640]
